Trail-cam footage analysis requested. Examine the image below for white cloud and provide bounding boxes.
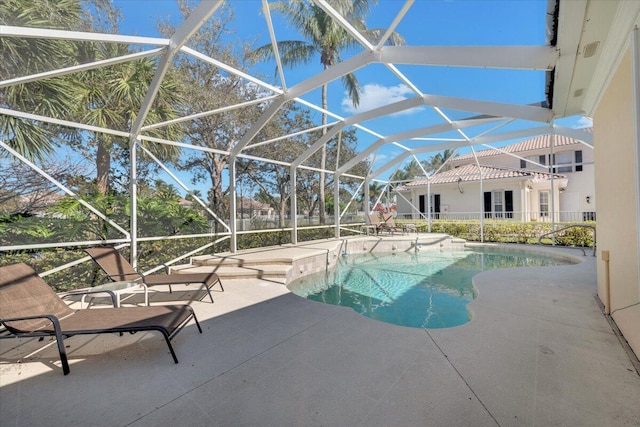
[368,150,404,170]
[574,116,593,129]
[369,152,390,168]
[341,83,422,115]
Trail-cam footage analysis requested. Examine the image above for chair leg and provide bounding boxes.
[161,331,179,364]
[53,327,70,375]
[204,284,214,303]
[192,311,203,333]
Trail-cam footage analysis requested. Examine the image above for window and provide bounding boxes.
[544,150,583,173]
[555,151,573,173]
[493,191,503,218]
[539,191,549,217]
[431,194,441,219]
[575,150,583,172]
[520,159,526,169]
[538,155,546,165]
[484,191,513,219]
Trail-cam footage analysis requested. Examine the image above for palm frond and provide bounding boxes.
[341,73,361,107]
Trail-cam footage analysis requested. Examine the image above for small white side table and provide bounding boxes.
[81,281,148,308]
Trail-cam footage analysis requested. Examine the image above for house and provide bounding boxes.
[237,197,274,219]
[395,132,595,222]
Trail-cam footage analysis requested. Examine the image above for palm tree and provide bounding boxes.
[71,43,184,195]
[0,0,85,161]
[367,181,385,203]
[1,0,183,194]
[427,149,455,173]
[250,0,403,224]
[391,159,425,183]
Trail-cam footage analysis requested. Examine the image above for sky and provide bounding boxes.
[107,0,589,187]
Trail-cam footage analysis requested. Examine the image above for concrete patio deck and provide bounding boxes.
[1,242,639,426]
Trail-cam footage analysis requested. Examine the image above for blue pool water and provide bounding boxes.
[288,249,575,329]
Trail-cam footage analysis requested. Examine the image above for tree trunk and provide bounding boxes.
[279,200,286,228]
[95,139,111,195]
[208,155,227,231]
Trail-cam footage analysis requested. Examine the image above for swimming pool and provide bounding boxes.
[288,248,576,329]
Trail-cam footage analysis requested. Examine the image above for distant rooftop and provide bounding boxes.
[451,129,592,163]
[400,163,566,187]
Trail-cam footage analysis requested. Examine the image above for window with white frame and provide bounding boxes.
[575,150,583,171]
[493,191,503,218]
[555,151,573,173]
[539,191,549,217]
[524,150,584,172]
[484,190,513,219]
[549,150,584,173]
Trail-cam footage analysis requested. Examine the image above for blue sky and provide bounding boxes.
[111,0,589,184]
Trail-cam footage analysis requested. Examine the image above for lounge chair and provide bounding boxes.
[85,247,223,304]
[0,263,201,375]
[383,213,417,235]
[367,212,385,235]
[382,214,418,233]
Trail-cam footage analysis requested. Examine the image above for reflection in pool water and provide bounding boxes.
[288,249,575,329]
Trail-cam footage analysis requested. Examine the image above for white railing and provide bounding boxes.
[397,211,596,223]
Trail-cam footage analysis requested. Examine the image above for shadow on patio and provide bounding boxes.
[1,252,639,426]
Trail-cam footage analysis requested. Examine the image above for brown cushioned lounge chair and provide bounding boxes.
[0,263,201,375]
[85,247,223,304]
[380,213,405,235]
[367,212,384,235]
[382,213,417,235]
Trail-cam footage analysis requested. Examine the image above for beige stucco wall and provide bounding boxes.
[397,179,567,222]
[593,48,640,357]
[402,142,595,219]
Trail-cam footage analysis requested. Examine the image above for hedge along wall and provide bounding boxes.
[399,219,596,247]
[0,228,363,292]
[1,223,592,292]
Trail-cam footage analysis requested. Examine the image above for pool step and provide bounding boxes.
[170,262,291,282]
[169,234,466,282]
[191,254,291,267]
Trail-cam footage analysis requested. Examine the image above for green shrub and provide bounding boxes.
[412,219,594,247]
[0,220,595,292]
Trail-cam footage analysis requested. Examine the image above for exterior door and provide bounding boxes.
[505,190,513,218]
[433,194,441,219]
[484,192,492,218]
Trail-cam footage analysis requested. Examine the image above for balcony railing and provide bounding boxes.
[397,211,596,223]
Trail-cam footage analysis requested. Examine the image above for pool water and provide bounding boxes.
[288,249,575,329]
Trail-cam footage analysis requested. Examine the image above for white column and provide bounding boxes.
[229,159,237,253]
[291,167,298,245]
[411,189,416,220]
[479,169,484,242]
[470,148,483,242]
[427,180,432,233]
[550,131,556,244]
[334,175,340,238]
[364,177,370,214]
[631,25,640,292]
[130,140,138,268]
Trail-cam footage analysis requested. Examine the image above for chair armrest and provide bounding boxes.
[108,272,144,282]
[0,313,63,334]
[60,289,118,307]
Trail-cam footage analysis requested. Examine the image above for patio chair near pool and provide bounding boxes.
[0,263,201,375]
[366,212,385,235]
[85,247,223,304]
[382,213,417,235]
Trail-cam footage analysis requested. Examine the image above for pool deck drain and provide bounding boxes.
[1,243,639,426]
